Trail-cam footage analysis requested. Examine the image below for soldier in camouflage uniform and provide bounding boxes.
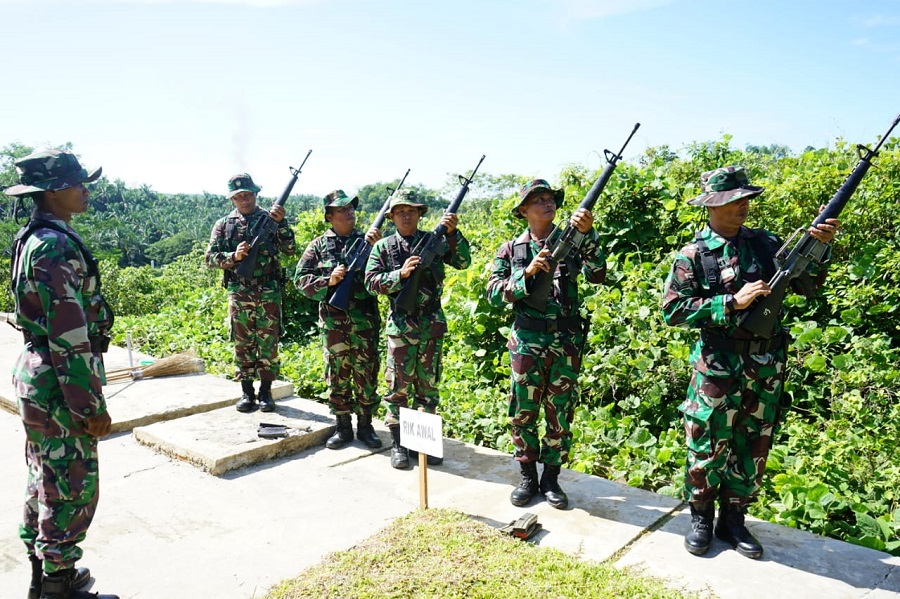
[364,189,471,469]
[662,166,839,558]
[5,150,118,598]
[294,189,383,450]
[486,179,606,510]
[205,173,296,412]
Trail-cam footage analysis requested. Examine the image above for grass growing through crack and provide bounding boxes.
[266,508,697,599]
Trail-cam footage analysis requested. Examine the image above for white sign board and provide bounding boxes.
[399,407,443,458]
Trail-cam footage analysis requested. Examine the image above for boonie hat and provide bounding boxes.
[687,166,765,207]
[227,173,262,199]
[323,189,359,210]
[4,149,102,197]
[512,179,564,219]
[387,189,427,216]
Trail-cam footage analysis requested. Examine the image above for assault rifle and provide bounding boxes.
[328,168,411,311]
[394,155,485,315]
[523,123,640,311]
[235,150,312,280]
[740,113,900,338]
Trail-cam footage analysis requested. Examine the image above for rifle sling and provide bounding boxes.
[514,314,581,334]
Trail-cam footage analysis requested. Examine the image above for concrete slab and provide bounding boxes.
[133,396,336,475]
[616,504,900,598]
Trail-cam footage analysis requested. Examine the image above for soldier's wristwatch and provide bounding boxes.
[725,294,736,313]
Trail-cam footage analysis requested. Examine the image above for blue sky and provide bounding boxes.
[2,0,899,199]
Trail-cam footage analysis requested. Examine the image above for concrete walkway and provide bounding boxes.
[0,325,898,598]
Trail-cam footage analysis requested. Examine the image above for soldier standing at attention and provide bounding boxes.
[662,166,838,559]
[5,149,118,598]
[206,173,296,412]
[486,179,606,510]
[364,189,471,469]
[294,190,383,450]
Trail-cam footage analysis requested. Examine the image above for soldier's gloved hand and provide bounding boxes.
[84,411,112,438]
[365,228,382,245]
[329,265,347,286]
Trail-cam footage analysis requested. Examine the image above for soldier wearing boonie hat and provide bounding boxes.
[486,177,606,511]
[364,187,471,470]
[294,189,384,451]
[662,165,840,560]
[206,171,296,414]
[5,149,119,598]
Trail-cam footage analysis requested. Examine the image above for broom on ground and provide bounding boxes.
[104,353,205,384]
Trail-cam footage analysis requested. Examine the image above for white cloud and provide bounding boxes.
[855,14,900,28]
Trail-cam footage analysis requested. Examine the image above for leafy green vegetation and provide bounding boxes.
[3,137,898,556]
[265,508,692,599]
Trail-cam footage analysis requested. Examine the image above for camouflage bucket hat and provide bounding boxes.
[323,189,359,210]
[227,173,262,199]
[4,149,102,197]
[387,189,427,216]
[687,166,765,207]
[512,179,564,219]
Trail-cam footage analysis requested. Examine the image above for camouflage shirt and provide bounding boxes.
[205,207,296,292]
[364,229,471,338]
[662,224,825,337]
[486,226,606,356]
[11,210,113,425]
[295,228,379,332]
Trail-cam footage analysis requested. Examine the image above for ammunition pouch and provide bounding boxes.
[514,314,581,334]
[700,330,787,355]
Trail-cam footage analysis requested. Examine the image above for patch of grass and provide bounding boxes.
[266,508,696,599]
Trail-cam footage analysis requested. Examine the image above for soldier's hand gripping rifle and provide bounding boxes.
[394,155,485,315]
[740,113,900,339]
[523,123,640,312]
[235,150,312,280]
[328,168,411,311]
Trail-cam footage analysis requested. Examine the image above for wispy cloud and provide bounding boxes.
[854,14,900,28]
[556,0,679,22]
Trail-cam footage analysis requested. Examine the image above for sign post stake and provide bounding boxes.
[399,406,443,511]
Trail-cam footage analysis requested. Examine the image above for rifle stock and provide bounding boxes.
[328,169,410,311]
[524,123,640,311]
[235,150,312,280]
[740,113,900,338]
[394,155,485,315]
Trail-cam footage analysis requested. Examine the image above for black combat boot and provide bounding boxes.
[510,461,539,507]
[40,568,119,599]
[30,557,91,599]
[715,502,764,559]
[258,380,276,412]
[235,380,256,413]
[326,413,354,449]
[355,413,383,449]
[684,501,715,555]
[539,464,569,509]
[389,426,409,469]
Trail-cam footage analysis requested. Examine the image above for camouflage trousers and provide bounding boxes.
[229,286,281,382]
[508,349,580,467]
[680,346,787,507]
[19,421,99,572]
[323,326,381,416]
[383,334,444,425]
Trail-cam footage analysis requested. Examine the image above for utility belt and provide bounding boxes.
[23,331,111,354]
[514,314,581,334]
[325,295,378,316]
[700,330,787,355]
[225,269,281,289]
[392,296,440,318]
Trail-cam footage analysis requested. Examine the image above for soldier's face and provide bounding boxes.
[520,191,557,224]
[326,205,356,235]
[231,191,258,215]
[709,197,750,232]
[390,205,421,235]
[44,182,90,221]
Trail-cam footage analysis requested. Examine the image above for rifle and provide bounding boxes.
[234,150,312,280]
[328,168,411,311]
[523,123,640,311]
[394,155,485,315]
[739,113,900,338]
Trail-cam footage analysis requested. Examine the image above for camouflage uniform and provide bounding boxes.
[205,174,296,384]
[363,194,471,424]
[663,165,831,558]
[294,191,381,418]
[5,150,114,591]
[486,180,606,467]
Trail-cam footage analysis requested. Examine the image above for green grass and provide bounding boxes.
[265,508,697,599]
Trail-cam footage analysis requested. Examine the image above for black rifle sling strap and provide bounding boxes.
[693,231,778,298]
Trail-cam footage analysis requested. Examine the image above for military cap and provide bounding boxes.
[323,189,359,210]
[512,179,564,219]
[687,166,765,207]
[227,173,262,199]
[387,189,427,216]
[4,149,102,197]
